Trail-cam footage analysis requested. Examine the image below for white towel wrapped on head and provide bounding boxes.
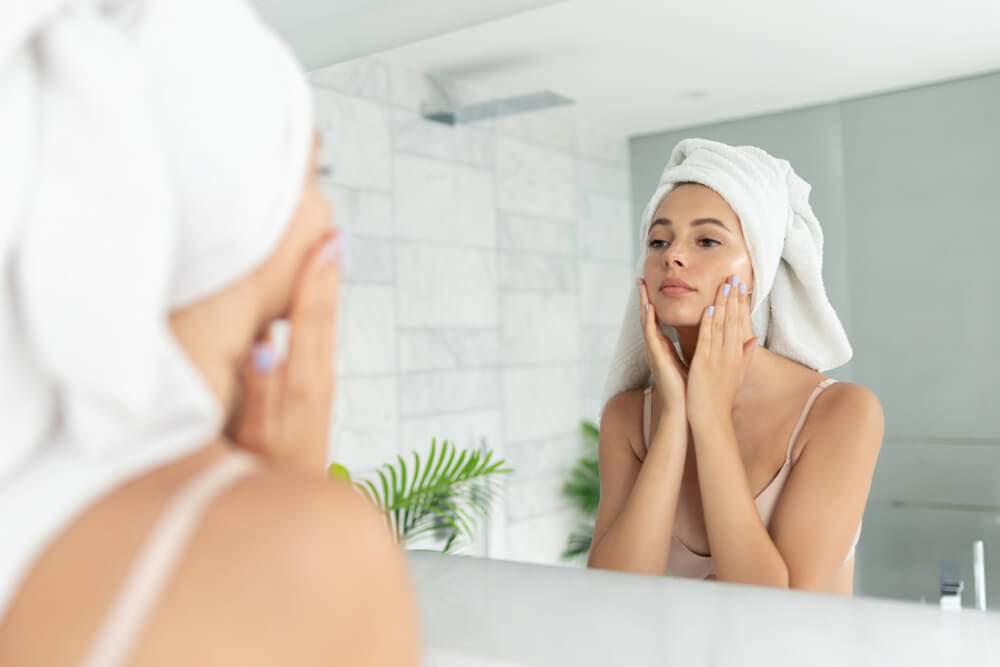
[0,0,313,616]
[601,138,852,411]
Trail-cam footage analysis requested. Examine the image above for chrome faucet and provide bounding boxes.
[940,559,963,610]
[972,540,987,611]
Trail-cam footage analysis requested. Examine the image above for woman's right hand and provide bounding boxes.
[228,231,342,474]
[637,278,688,413]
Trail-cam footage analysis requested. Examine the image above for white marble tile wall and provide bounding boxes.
[312,56,632,564]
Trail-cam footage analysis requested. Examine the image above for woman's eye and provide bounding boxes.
[648,239,718,249]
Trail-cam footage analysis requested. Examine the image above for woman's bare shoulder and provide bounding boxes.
[600,387,647,430]
[599,388,650,463]
[815,380,882,421]
[806,380,884,451]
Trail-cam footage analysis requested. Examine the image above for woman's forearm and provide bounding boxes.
[588,412,688,575]
[691,419,789,587]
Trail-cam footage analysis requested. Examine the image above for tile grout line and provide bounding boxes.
[492,115,507,560]
[388,94,404,467]
[311,77,630,166]
[343,358,607,379]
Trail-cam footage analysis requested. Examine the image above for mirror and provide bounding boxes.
[267,0,1000,611]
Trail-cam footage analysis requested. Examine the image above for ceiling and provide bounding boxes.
[381,0,1000,138]
[252,0,566,70]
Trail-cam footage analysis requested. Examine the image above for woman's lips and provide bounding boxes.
[660,286,695,297]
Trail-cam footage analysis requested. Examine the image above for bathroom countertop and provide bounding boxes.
[407,552,999,667]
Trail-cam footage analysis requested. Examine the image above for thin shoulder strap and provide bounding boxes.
[79,453,258,667]
[785,378,838,465]
[643,386,652,451]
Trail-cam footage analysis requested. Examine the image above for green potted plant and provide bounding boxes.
[329,438,511,553]
[561,421,601,561]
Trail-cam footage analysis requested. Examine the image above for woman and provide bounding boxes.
[0,1,419,665]
[588,139,884,594]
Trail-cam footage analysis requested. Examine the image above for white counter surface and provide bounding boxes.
[407,552,1000,667]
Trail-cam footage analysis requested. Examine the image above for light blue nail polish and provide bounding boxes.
[253,342,277,374]
[739,281,747,295]
[324,230,352,270]
[707,306,715,317]
[322,238,340,262]
[731,275,739,286]
[723,284,731,297]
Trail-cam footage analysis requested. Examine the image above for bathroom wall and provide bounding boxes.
[629,71,1000,605]
[310,56,633,563]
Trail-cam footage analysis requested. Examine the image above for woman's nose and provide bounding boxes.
[663,245,685,267]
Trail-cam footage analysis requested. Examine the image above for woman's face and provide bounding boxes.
[643,183,754,327]
[257,133,334,322]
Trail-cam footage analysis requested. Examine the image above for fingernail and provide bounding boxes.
[731,275,739,286]
[723,284,731,297]
[323,229,352,271]
[739,281,747,295]
[322,236,340,262]
[253,342,278,374]
[707,306,715,317]
[645,303,649,313]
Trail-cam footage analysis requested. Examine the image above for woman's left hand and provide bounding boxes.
[685,275,760,430]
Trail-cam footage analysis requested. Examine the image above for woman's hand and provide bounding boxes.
[685,275,760,429]
[637,278,689,414]
[228,231,342,473]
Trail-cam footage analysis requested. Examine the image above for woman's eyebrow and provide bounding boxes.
[649,217,731,233]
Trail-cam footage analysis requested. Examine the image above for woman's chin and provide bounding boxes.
[659,320,701,331]
[654,302,705,329]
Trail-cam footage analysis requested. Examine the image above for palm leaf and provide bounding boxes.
[561,522,595,561]
[563,456,600,516]
[344,439,512,552]
[561,420,602,562]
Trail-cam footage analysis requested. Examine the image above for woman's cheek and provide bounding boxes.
[641,255,659,283]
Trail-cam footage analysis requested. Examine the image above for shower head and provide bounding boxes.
[421,90,574,125]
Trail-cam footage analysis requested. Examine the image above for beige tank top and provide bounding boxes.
[640,378,861,579]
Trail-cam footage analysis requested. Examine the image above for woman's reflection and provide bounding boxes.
[589,139,883,594]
